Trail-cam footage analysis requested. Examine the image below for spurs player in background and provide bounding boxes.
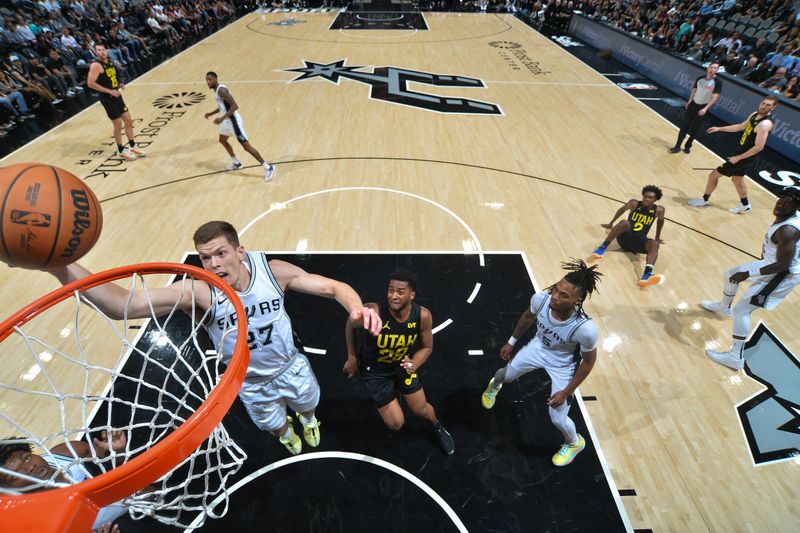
[204,72,275,181]
[700,186,800,370]
[48,221,381,455]
[481,259,602,467]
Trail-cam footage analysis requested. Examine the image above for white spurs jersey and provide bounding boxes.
[214,84,240,121]
[205,252,298,377]
[528,292,598,368]
[762,215,800,274]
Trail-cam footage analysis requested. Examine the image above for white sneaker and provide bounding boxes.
[226,161,242,171]
[687,197,709,207]
[700,300,732,318]
[705,349,744,370]
[264,163,275,182]
[728,203,752,214]
[119,148,137,161]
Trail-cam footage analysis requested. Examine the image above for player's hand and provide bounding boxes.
[707,126,719,134]
[698,108,706,116]
[728,155,740,164]
[657,238,665,244]
[600,223,613,229]
[350,307,382,336]
[729,271,749,284]
[684,101,690,109]
[547,390,568,407]
[499,343,513,361]
[96,523,119,533]
[401,355,415,375]
[94,429,127,454]
[343,356,358,378]
[119,83,125,91]
[213,117,223,125]
[109,90,121,97]
[204,112,212,119]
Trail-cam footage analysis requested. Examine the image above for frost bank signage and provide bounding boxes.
[570,14,800,164]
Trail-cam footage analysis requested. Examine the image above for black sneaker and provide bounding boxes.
[668,146,681,153]
[433,423,455,455]
[683,145,691,153]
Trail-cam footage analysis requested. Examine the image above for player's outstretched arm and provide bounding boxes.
[271,259,382,335]
[601,199,636,229]
[48,263,207,320]
[402,306,433,374]
[343,302,378,378]
[500,306,537,360]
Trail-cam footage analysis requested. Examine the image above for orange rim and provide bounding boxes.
[0,263,250,531]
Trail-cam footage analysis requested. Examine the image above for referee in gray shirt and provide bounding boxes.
[670,62,722,153]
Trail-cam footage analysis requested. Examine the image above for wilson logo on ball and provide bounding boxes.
[59,189,93,259]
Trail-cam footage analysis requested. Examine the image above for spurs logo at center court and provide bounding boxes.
[283,60,503,115]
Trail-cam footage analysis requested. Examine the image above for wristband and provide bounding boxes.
[749,266,761,278]
[508,336,518,347]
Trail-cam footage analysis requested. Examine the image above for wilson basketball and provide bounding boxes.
[0,163,102,269]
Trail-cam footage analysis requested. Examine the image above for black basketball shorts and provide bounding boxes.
[100,95,128,120]
[360,364,423,408]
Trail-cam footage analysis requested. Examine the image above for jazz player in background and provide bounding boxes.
[700,187,800,370]
[591,185,666,287]
[48,221,381,456]
[204,72,275,181]
[87,42,145,162]
[688,95,777,214]
[482,259,602,467]
[344,270,455,455]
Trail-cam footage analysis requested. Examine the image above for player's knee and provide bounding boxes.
[617,220,631,231]
[384,417,404,431]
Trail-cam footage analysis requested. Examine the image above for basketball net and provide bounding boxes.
[0,263,249,531]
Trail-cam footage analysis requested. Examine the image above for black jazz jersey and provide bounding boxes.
[627,201,657,237]
[737,112,772,156]
[359,302,421,372]
[95,60,119,92]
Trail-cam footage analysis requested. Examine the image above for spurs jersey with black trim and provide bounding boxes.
[737,112,773,156]
[214,84,241,121]
[529,292,598,368]
[627,201,657,237]
[95,60,119,91]
[762,215,800,274]
[205,252,298,377]
[359,302,421,372]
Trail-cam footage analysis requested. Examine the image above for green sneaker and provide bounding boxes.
[481,378,502,410]
[279,417,302,455]
[551,434,585,467]
[297,413,321,447]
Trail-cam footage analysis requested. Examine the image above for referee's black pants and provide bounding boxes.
[674,101,706,149]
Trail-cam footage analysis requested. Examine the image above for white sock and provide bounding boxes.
[279,425,294,441]
[262,160,270,168]
[298,413,316,427]
[732,338,746,359]
[232,156,240,164]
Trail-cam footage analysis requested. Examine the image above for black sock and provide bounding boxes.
[129,140,136,148]
[433,421,442,431]
[703,194,710,202]
[644,264,654,275]
[602,239,611,247]
[741,197,749,206]
[117,144,124,153]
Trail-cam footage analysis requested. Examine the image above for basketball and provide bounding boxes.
[0,163,102,269]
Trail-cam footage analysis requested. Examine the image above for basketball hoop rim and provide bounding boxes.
[0,262,250,529]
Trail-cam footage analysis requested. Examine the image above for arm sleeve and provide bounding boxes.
[713,78,722,93]
[575,320,599,353]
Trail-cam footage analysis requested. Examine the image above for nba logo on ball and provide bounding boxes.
[0,163,103,269]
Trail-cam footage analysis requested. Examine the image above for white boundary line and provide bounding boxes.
[184,451,469,533]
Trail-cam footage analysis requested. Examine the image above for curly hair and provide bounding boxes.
[779,185,800,208]
[642,184,663,201]
[545,259,603,318]
[0,437,33,469]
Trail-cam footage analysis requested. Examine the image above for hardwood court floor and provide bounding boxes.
[1,12,798,532]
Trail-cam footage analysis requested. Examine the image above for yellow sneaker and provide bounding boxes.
[481,378,502,410]
[297,413,321,447]
[552,434,585,467]
[279,417,302,455]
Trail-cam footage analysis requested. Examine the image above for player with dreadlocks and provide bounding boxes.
[481,259,602,466]
[700,186,800,370]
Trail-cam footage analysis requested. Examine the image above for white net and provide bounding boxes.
[0,268,247,529]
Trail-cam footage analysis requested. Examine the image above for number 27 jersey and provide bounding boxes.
[205,252,299,378]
